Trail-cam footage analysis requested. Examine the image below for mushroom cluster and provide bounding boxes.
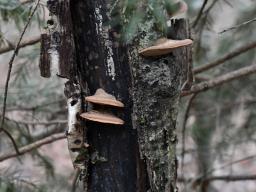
[80,88,124,125]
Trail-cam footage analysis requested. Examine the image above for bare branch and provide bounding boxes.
[0,133,66,162]
[182,64,256,96]
[219,17,256,34]
[32,127,65,141]
[10,119,67,125]
[192,0,208,28]
[0,36,40,55]
[3,99,65,112]
[180,94,198,190]
[72,169,81,192]
[20,0,34,5]
[206,175,256,182]
[193,41,256,74]
[212,154,256,174]
[0,0,41,154]
[181,94,197,170]
[185,154,256,186]
[179,174,256,183]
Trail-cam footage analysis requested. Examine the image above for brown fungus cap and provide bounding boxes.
[80,110,124,125]
[85,88,124,107]
[139,38,193,57]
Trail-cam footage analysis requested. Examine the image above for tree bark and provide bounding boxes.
[129,19,191,191]
[40,0,191,191]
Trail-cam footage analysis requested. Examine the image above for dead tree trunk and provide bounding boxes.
[40,0,192,191]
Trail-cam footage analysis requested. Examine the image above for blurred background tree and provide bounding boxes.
[0,0,255,191]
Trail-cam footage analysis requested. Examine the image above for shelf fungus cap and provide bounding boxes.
[139,38,193,57]
[85,88,124,107]
[80,110,124,125]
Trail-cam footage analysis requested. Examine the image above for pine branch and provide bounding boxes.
[219,17,256,34]
[0,133,65,162]
[0,36,40,55]
[182,64,256,96]
[193,41,256,74]
[0,0,41,154]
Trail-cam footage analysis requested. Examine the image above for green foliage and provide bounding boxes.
[110,0,181,42]
[0,0,32,29]
[0,169,44,192]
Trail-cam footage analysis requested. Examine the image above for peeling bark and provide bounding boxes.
[39,33,51,78]
[39,0,76,79]
[40,0,89,190]
[64,81,89,190]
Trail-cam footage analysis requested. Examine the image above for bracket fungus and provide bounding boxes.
[83,88,125,125]
[80,110,124,125]
[139,38,193,57]
[85,88,124,107]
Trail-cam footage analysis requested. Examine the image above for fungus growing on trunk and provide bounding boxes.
[80,110,124,125]
[85,88,124,107]
[139,38,192,57]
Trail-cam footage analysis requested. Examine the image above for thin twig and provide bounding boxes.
[32,127,65,141]
[0,0,41,154]
[0,133,65,162]
[182,64,256,96]
[211,154,256,174]
[72,169,81,192]
[192,0,208,28]
[181,94,197,170]
[20,0,34,5]
[180,93,197,191]
[186,154,256,187]
[2,99,65,112]
[8,119,67,125]
[193,41,256,74]
[179,174,256,183]
[0,36,40,55]
[206,175,256,182]
[219,17,256,34]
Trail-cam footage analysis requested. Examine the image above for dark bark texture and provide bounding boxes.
[39,33,51,77]
[40,0,76,79]
[129,19,191,192]
[40,0,191,191]
[71,1,137,192]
